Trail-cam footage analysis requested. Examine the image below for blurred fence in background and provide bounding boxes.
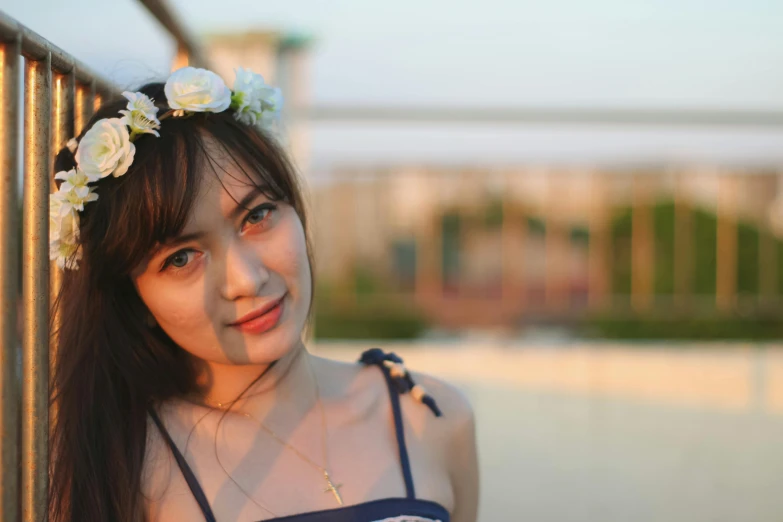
[310,166,783,340]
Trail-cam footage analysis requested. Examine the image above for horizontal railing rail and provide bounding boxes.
[0,11,117,96]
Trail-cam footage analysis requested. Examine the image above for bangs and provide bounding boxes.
[77,108,297,281]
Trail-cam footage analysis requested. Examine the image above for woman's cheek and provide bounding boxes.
[153,285,209,331]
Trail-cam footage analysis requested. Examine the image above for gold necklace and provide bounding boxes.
[216,355,344,507]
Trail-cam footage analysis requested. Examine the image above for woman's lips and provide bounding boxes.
[230,297,285,335]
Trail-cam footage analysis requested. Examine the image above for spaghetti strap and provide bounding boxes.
[148,407,218,522]
[358,348,443,501]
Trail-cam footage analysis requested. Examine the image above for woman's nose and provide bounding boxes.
[220,239,269,301]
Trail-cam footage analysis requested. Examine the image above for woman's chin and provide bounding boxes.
[227,325,299,365]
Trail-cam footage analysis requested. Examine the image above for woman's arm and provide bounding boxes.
[414,371,480,522]
[447,399,479,522]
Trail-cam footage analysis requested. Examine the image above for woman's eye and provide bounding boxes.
[162,249,197,271]
[247,208,268,224]
[242,203,277,231]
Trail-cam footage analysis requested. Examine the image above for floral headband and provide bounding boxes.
[49,66,283,270]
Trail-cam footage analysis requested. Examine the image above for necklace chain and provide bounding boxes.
[212,354,344,515]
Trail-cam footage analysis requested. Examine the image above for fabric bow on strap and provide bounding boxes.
[359,348,443,417]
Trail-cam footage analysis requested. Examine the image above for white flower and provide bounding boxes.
[66,137,78,153]
[52,169,97,228]
[50,238,81,270]
[119,91,161,137]
[164,67,231,114]
[49,194,65,242]
[121,91,158,119]
[49,199,79,243]
[49,196,81,270]
[75,118,136,179]
[54,181,99,213]
[258,88,283,125]
[231,68,283,129]
[54,168,99,193]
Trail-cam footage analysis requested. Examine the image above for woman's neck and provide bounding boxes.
[188,338,319,419]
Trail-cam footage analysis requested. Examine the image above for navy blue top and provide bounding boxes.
[148,348,451,522]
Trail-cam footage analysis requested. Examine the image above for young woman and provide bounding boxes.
[48,67,478,522]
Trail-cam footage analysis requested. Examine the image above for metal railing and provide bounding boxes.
[0,11,117,522]
[0,4,205,519]
[137,0,210,69]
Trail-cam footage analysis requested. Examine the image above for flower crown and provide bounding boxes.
[49,66,283,270]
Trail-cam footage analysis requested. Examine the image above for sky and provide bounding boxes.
[4,0,783,167]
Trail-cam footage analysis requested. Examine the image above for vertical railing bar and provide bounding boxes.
[74,79,94,136]
[22,53,51,522]
[588,171,609,311]
[0,35,22,522]
[501,170,524,312]
[93,81,102,113]
[545,170,567,312]
[757,173,778,310]
[346,170,358,307]
[89,79,97,117]
[673,169,693,309]
[716,173,738,313]
[50,69,74,368]
[631,173,654,312]
[415,169,442,307]
[375,169,393,298]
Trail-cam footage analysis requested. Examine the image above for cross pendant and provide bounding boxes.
[322,471,344,505]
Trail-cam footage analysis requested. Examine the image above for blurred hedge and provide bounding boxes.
[312,268,427,340]
[609,201,783,296]
[587,200,783,339]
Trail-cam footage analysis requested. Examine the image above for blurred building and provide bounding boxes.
[203,33,783,330]
[205,31,312,177]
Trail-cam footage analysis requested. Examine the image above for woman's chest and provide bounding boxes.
[147,400,453,521]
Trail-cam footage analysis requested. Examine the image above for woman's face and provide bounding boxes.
[131,140,312,367]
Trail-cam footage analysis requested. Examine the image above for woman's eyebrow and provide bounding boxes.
[149,184,270,259]
[228,184,268,220]
[149,231,207,259]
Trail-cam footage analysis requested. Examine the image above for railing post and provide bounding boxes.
[716,173,738,313]
[0,34,21,522]
[50,70,74,376]
[588,172,610,311]
[545,170,568,311]
[673,170,693,308]
[415,170,442,304]
[74,80,94,135]
[23,53,51,522]
[501,170,524,311]
[758,174,778,309]
[631,173,654,312]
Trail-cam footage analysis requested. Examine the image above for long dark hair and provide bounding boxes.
[48,82,316,521]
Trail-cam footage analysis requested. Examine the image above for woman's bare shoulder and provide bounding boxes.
[411,369,474,422]
[407,369,479,521]
[312,349,475,424]
[310,352,388,416]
